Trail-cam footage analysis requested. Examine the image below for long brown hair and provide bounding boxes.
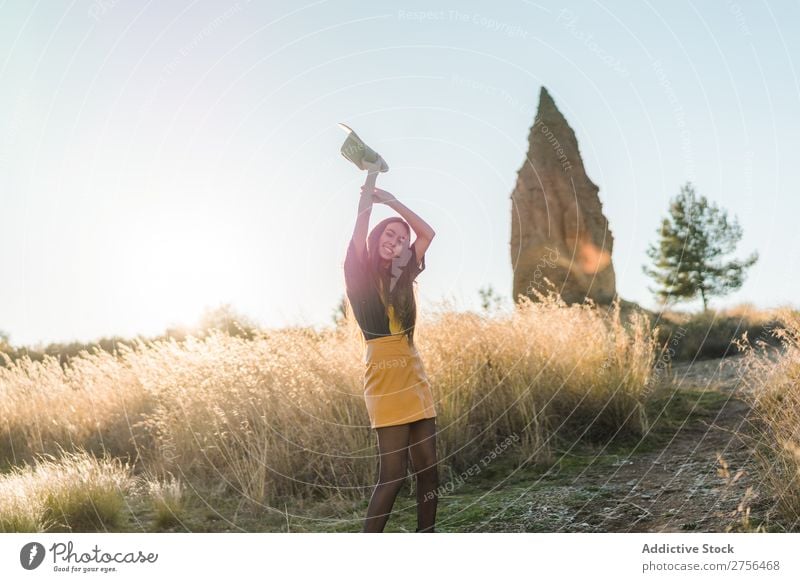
[365,217,420,346]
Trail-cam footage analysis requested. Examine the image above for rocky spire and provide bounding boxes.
[510,86,617,305]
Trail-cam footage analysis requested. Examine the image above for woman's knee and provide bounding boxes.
[377,472,406,492]
[377,457,408,487]
[410,444,438,474]
[415,463,438,486]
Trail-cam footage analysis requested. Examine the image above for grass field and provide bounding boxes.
[1,296,797,532]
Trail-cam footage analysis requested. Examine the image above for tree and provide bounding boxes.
[332,294,348,326]
[195,303,257,338]
[643,182,758,311]
[478,285,504,313]
[0,329,10,353]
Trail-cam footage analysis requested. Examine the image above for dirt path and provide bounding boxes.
[561,352,774,532]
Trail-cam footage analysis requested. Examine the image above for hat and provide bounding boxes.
[338,123,389,172]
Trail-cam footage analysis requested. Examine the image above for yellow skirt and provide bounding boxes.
[363,334,437,429]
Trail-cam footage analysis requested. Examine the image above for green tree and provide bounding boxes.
[0,329,10,351]
[195,303,257,338]
[478,285,504,313]
[332,294,348,326]
[643,182,758,311]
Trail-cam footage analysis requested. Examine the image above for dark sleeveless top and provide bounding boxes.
[343,237,426,341]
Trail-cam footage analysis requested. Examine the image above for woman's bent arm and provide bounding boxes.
[384,197,435,261]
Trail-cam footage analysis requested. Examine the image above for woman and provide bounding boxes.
[343,158,439,533]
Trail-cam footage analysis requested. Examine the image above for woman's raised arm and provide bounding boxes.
[350,166,380,261]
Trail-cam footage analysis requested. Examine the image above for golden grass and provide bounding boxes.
[716,302,789,324]
[0,347,154,468]
[145,472,186,528]
[737,309,800,524]
[422,295,657,470]
[654,302,792,361]
[0,447,135,532]
[659,302,787,325]
[1,294,660,512]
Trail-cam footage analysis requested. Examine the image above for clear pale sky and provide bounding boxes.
[1,0,798,347]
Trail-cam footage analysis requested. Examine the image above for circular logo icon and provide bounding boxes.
[20,542,46,570]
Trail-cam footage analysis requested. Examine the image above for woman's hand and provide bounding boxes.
[360,185,383,204]
[361,158,383,175]
[364,186,397,205]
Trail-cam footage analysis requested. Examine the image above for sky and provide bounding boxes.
[0,0,798,348]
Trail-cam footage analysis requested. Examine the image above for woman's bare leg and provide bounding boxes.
[363,423,410,532]
[408,417,438,532]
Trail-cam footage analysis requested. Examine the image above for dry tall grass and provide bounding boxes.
[657,303,789,361]
[0,294,659,514]
[0,347,153,469]
[0,447,135,532]
[422,294,656,472]
[737,309,800,525]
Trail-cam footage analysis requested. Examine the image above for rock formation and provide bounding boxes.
[511,86,617,306]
